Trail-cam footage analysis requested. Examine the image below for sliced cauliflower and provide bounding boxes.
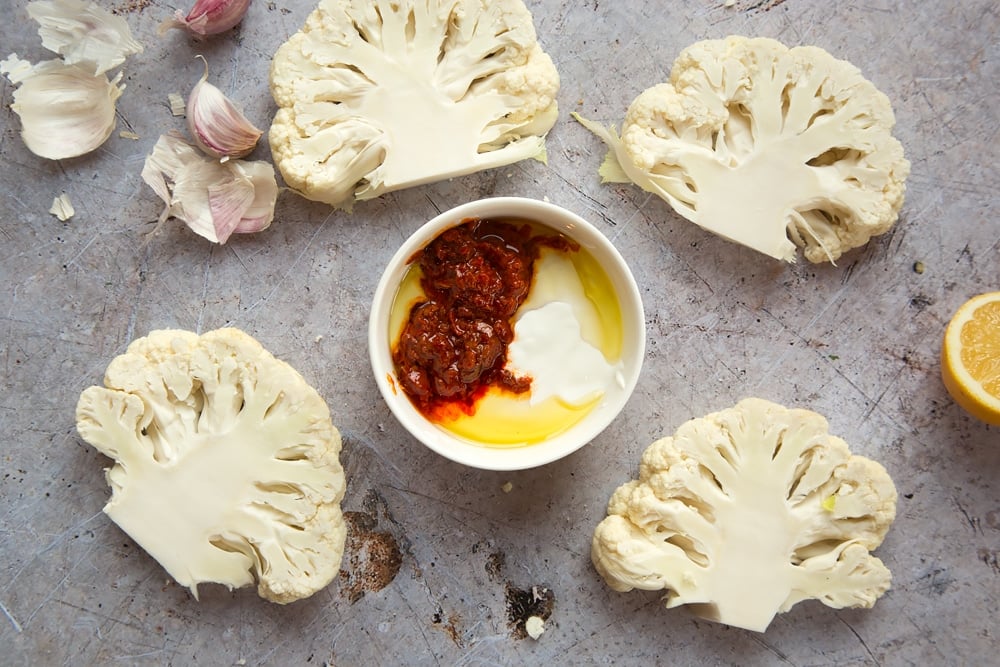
[574,36,910,263]
[75,329,346,604]
[269,0,559,207]
[592,398,897,632]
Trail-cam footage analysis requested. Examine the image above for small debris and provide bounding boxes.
[724,0,737,7]
[49,193,75,221]
[315,335,324,343]
[913,260,925,274]
[168,92,186,116]
[119,130,140,140]
[501,481,513,493]
[525,615,545,640]
[506,583,555,639]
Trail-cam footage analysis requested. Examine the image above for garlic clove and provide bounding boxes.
[0,54,123,160]
[186,58,263,160]
[141,133,277,244]
[159,0,252,37]
[27,0,144,76]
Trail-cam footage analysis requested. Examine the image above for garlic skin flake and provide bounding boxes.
[27,0,143,76]
[50,193,75,221]
[168,92,187,116]
[0,54,123,160]
[187,60,263,160]
[160,0,252,37]
[141,134,277,244]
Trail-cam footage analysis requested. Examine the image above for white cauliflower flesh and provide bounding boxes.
[269,0,559,207]
[75,329,347,604]
[575,36,910,264]
[592,398,897,632]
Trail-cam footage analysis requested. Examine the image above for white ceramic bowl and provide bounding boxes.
[368,197,645,471]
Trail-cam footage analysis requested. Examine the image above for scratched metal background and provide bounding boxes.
[1,0,998,665]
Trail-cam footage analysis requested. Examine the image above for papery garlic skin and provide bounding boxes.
[187,59,263,159]
[27,0,143,76]
[141,133,277,244]
[159,0,252,37]
[50,193,75,221]
[0,54,123,160]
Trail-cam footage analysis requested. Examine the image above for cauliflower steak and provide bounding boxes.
[592,398,897,632]
[75,328,347,604]
[269,0,560,207]
[575,36,910,263]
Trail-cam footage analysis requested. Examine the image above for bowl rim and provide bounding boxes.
[368,196,645,471]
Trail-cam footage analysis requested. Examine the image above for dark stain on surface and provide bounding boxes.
[977,549,999,575]
[744,0,789,12]
[431,606,465,648]
[485,551,506,583]
[917,567,954,596]
[338,491,405,603]
[909,294,934,311]
[505,583,555,639]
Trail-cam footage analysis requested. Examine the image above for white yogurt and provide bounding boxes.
[506,249,625,407]
[507,301,625,407]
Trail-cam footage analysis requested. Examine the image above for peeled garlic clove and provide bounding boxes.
[0,54,123,160]
[187,59,263,159]
[27,0,143,76]
[141,133,277,244]
[159,0,251,37]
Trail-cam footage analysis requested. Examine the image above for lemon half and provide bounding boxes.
[941,291,1000,426]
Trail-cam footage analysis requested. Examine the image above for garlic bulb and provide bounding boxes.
[27,0,143,76]
[159,0,252,37]
[187,58,263,160]
[141,133,277,244]
[0,54,123,160]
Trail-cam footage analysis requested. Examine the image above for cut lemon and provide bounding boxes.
[941,291,1000,426]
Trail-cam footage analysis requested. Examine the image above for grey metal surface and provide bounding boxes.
[1,0,997,665]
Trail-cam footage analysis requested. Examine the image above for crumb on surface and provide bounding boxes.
[168,93,186,116]
[525,615,545,640]
[49,193,74,221]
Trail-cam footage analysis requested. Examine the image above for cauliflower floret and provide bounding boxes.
[575,36,910,263]
[592,398,897,632]
[269,0,559,208]
[75,329,347,604]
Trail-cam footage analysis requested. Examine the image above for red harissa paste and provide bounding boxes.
[392,218,577,421]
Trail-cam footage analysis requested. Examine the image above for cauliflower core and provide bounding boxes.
[575,36,910,263]
[593,398,897,632]
[75,329,347,604]
[269,0,560,207]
